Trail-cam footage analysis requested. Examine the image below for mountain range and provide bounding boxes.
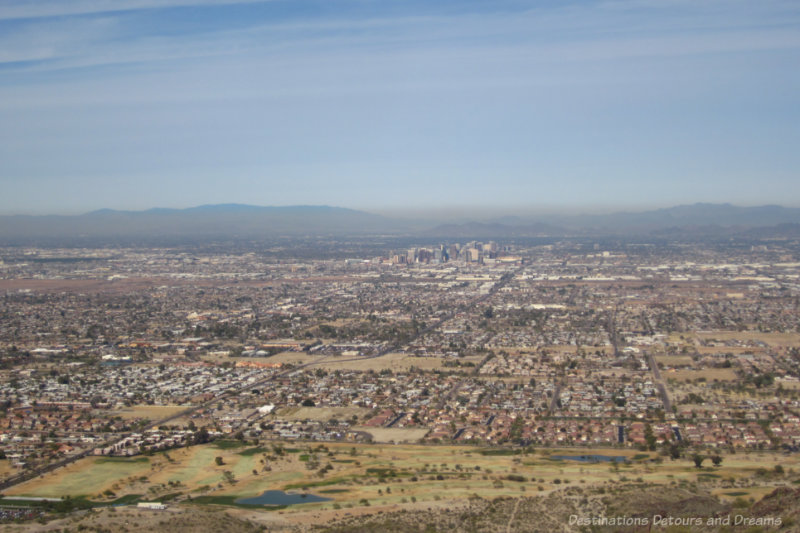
[2,203,800,245]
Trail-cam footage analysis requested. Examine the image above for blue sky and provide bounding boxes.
[1,0,799,214]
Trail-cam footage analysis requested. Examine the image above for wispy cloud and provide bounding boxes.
[0,0,273,21]
[0,16,119,64]
[3,1,798,76]
[1,0,798,212]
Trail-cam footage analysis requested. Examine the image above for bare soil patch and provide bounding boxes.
[110,404,189,421]
[351,427,430,443]
[276,406,371,422]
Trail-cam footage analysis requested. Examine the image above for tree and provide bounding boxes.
[644,424,657,451]
[692,454,705,469]
[668,443,681,460]
[711,455,722,467]
[301,398,315,407]
[215,456,224,466]
[193,427,210,444]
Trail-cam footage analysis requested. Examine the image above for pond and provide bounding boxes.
[235,490,332,506]
[549,454,627,463]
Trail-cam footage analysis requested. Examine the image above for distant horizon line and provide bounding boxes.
[2,201,799,218]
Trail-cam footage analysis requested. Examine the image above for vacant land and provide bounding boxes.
[666,368,739,382]
[276,406,371,422]
[777,378,800,390]
[695,331,800,346]
[351,427,430,443]
[110,404,189,421]
[280,352,448,372]
[655,355,694,367]
[0,460,15,478]
[320,353,442,372]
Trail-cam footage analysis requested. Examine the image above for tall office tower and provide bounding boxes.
[449,244,459,261]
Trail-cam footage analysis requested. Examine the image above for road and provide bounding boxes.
[606,308,620,357]
[645,350,672,413]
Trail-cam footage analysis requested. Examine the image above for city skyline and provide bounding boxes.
[1,0,799,214]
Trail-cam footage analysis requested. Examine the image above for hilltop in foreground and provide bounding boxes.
[2,441,798,532]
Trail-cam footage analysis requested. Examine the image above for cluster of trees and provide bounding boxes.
[691,454,723,468]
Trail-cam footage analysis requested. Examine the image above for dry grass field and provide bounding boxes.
[655,355,694,367]
[695,346,765,356]
[689,331,800,348]
[350,426,430,443]
[7,442,798,511]
[304,352,447,372]
[0,460,16,479]
[255,350,315,366]
[276,406,371,422]
[202,350,475,372]
[110,404,190,420]
[4,441,800,532]
[776,378,800,390]
[666,368,739,382]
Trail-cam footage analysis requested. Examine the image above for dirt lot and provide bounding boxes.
[205,350,471,372]
[665,368,739,382]
[655,355,694,367]
[350,426,430,443]
[776,378,800,390]
[303,352,447,372]
[276,406,371,422]
[0,460,16,479]
[109,405,189,421]
[691,331,800,348]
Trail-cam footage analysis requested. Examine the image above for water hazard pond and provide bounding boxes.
[235,490,332,506]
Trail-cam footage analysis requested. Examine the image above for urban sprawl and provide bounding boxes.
[2,238,800,488]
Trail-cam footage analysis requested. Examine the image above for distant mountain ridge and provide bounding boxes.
[2,203,800,245]
[550,203,800,232]
[426,203,800,238]
[0,204,402,245]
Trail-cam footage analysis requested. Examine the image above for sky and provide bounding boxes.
[1,0,799,215]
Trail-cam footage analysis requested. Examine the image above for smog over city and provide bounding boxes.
[1,1,800,532]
